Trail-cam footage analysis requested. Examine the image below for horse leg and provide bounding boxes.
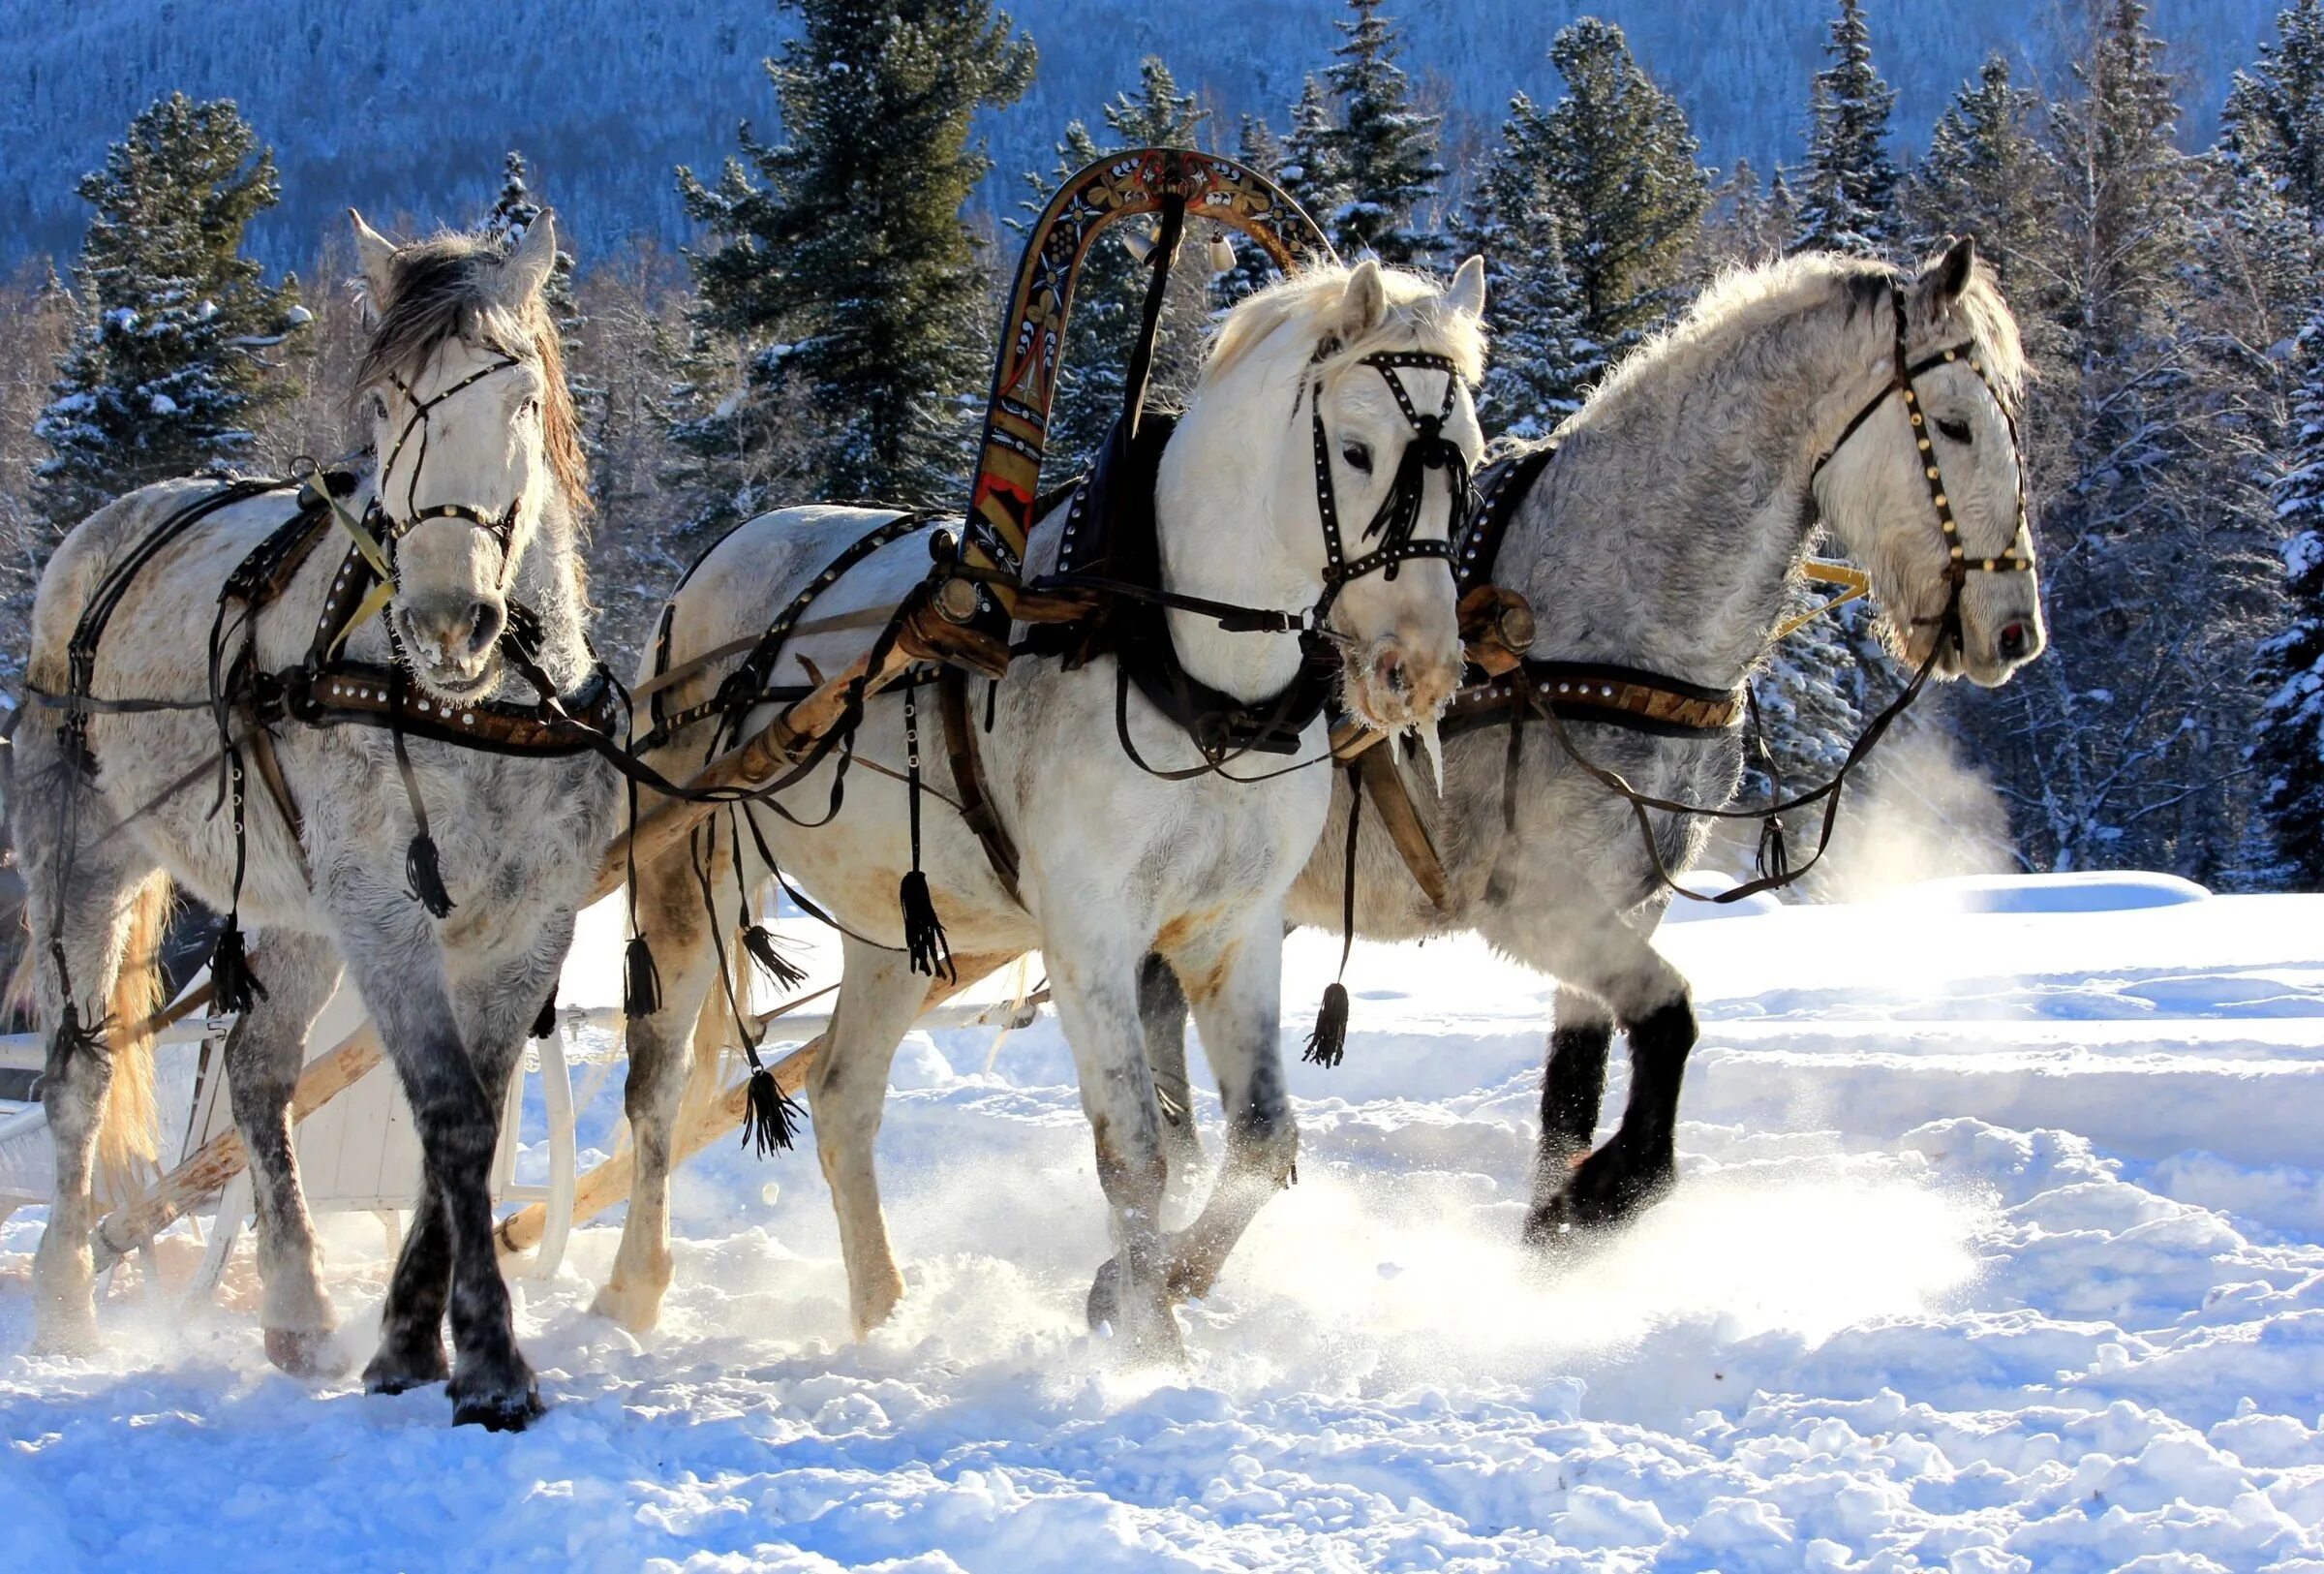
[592,842,722,1335]
[1136,952,1207,1189]
[808,938,927,1340]
[21,815,142,1356]
[435,925,570,1429]
[1537,988,1613,1186]
[1481,892,1697,1247]
[224,931,348,1376]
[342,917,535,1429]
[1051,934,1180,1363]
[1152,914,1295,1303]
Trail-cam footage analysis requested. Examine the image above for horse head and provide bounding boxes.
[1183,256,1488,739]
[351,211,585,703]
[1812,235,2045,688]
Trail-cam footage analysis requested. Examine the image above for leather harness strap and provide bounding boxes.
[936,667,1020,905]
[1353,744,1450,910]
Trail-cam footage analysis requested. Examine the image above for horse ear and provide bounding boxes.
[1918,233,1977,318]
[500,209,560,306]
[351,209,398,306]
[1335,259,1389,346]
[1446,255,1487,320]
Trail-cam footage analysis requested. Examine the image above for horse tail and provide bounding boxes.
[673,955,737,1141]
[93,874,169,1191]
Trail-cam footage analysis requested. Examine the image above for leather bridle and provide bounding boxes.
[370,352,530,589]
[1305,349,1469,623]
[1811,284,2034,645]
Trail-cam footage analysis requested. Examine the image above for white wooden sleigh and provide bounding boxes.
[0,978,584,1294]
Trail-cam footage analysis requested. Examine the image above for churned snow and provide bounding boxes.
[3,879,2322,1571]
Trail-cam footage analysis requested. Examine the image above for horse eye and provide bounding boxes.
[368,393,388,420]
[1341,441,1373,475]
[1936,417,1973,445]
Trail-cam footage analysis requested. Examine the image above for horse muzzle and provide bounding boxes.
[1343,631,1460,734]
[399,596,507,697]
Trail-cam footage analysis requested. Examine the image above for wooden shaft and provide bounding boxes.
[493,952,1009,1258]
[589,639,920,906]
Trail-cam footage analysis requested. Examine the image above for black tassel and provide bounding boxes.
[742,924,809,991]
[624,934,662,1019]
[898,871,954,981]
[207,920,267,1014]
[1303,981,1349,1067]
[405,833,455,918]
[530,991,558,1041]
[53,998,108,1061]
[740,1065,805,1157]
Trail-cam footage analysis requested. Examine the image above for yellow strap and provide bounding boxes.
[304,478,395,584]
[328,581,397,660]
[1770,558,1871,643]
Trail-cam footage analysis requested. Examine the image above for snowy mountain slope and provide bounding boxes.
[0,0,2283,269]
[2,879,2320,1569]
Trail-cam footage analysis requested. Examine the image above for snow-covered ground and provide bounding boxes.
[3,876,2321,1572]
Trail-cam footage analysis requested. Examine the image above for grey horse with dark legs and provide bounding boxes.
[10,216,616,1429]
[1143,240,2049,1245]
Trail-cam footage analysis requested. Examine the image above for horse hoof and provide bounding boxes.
[450,1384,546,1433]
[1527,1146,1676,1244]
[362,1341,450,1396]
[31,1318,102,1360]
[265,1326,350,1379]
[1085,1257,1124,1334]
[588,1280,663,1335]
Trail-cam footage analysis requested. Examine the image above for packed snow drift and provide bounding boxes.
[3,876,2321,1571]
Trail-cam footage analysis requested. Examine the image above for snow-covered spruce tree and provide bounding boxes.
[1280,77,1349,245]
[1789,0,1901,258]
[1532,18,1710,355]
[1217,115,1287,305]
[1019,58,1210,470]
[1320,0,1444,264]
[1960,0,2283,881]
[1902,55,2042,279]
[2223,0,2324,219]
[2253,309,2324,885]
[34,93,307,529]
[1452,95,1602,439]
[1702,156,1784,268]
[673,0,1033,519]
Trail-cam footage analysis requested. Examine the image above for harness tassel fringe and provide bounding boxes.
[741,1062,805,1157]
[899,871,954,982]
[742,924,809,992]
[404,832,455,919]
[624,934,661,1019]
[207,920,267,1014]
[1304,982,1349,1068]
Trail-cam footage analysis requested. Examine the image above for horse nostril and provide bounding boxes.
[1998,621,2028,660]
[462,602,504,658]
[1374,649,1411,696]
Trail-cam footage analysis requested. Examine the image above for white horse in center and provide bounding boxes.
[601,258,1487,1358]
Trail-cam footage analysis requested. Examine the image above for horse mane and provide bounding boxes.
[1203,261,1487,390]
[354,231,593,518]
[1585,249,2029,422]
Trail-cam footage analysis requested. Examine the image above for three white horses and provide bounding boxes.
[14,215,618,1429]
[596,258,1485,1359]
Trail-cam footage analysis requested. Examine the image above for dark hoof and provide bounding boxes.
[265,1326,350,1379]
[450,1385,546,1433]
[1086,1256,1124,1335]
[362,1339,450,1396]
[1523,1143,1675,1248]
